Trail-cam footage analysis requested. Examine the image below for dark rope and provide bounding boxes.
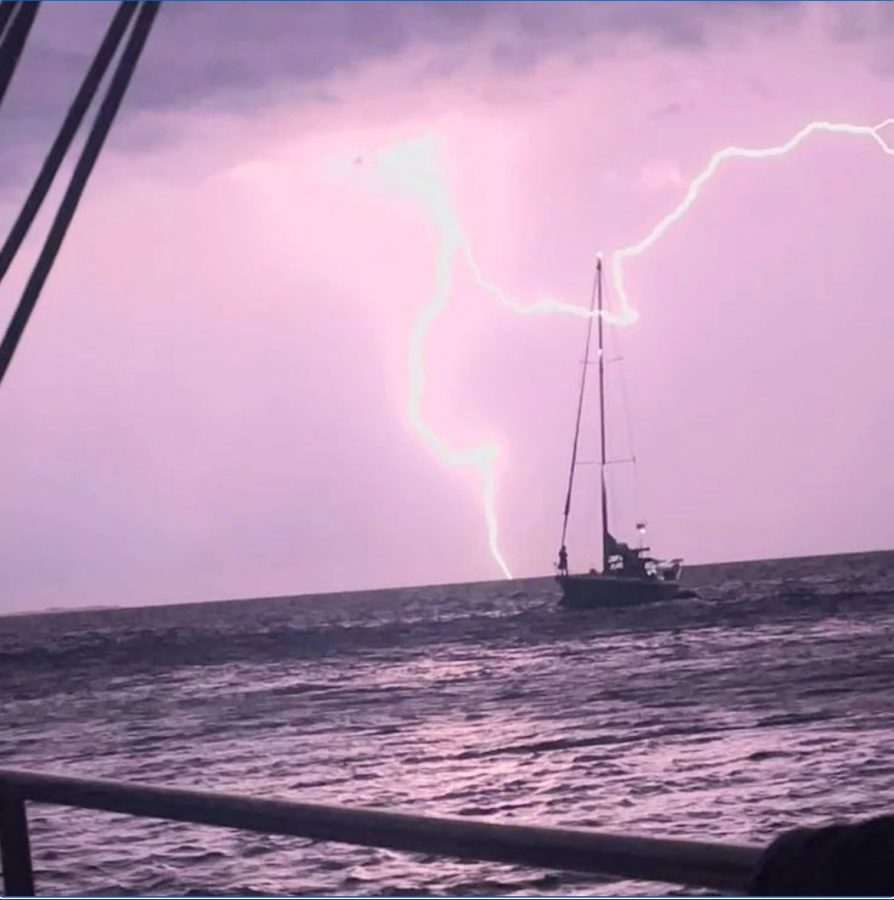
[0,2,137,284]
[0,0,39,109]
[558,260,600,560]
[0,1,160,388]
[0,2,21,45]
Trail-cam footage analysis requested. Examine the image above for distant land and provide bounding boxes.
[22,604,118,616]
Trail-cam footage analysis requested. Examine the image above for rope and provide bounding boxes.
[0,1,160,389]
[0,2,138,285]
[0,2,21,44]
[612,325,645,535]
[0,0,39,110]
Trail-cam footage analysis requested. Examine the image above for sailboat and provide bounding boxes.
[555,257,683,608]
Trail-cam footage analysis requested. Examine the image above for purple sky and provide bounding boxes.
[1,2,893,612]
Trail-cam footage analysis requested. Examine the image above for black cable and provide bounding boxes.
[0,1,161,388]
[0,2,137,284]
[0,0,38,110]
[0,2,21,45]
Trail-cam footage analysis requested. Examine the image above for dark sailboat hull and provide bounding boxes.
[556,573,680,608]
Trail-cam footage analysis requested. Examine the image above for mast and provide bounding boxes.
[558,260,600,570]
[596,257,610,571]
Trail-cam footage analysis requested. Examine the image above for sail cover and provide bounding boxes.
[604,531,623,559]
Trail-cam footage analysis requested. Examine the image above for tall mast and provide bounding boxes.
[596,257,610,571]
[558,260,599,565]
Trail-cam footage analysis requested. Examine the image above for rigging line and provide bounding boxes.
[0,0,38,110]
[612,323,644,531]
[0,2,137,285]
[559,259,600,551]
[0,1,160,389]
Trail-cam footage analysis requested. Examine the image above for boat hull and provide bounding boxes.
[556,573,680,608]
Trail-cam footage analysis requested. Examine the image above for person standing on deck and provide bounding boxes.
[557,545,568,575]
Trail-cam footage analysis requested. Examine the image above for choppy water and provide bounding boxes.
[2,551,893,896]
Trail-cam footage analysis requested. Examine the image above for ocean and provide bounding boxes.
[1,550,893,896]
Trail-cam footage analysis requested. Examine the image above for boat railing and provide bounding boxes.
[0,768,762,896]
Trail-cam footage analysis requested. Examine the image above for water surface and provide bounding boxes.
[2,550,892,895]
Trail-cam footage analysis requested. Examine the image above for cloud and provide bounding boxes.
[0,1,816,197]
[2,3,808,151]
[114,1,806,113]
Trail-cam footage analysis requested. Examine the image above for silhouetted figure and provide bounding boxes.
[750,815,894,896]
[557,545,568,576]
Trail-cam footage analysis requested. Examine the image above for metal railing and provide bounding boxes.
[0,768,762,896]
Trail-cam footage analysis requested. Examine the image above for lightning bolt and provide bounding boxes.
[610,119,894,323]
[401,118,894,579]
